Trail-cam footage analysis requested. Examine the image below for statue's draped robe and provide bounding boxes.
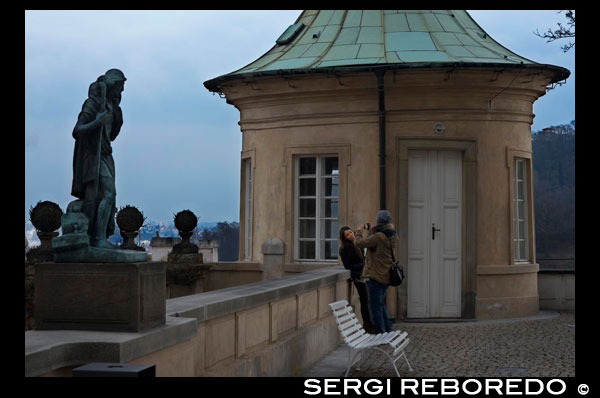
[71,92,123,200]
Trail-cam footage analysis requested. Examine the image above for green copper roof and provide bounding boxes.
[205,10,570,91]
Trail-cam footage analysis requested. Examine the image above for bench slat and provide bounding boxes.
[342,323,363,337]
[337,313,356,324]
[329,300,349,310]
[333,306,352,317]
[348,332,372,347]
[344,329,369,346]
[389,332,408,348]
[339,318,359,331]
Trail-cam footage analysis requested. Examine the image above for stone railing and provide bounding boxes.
[538,269,575,311]
[25,266,356,377]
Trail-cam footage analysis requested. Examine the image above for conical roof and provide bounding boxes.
[205,10,569,91]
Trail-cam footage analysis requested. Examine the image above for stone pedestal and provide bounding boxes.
[34,262,166,332]
[26,231,59,263]
[165,255,209,299]
[262,237,286,280]
[120,230,145,251]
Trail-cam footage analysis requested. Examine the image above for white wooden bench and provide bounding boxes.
[329,299,413,376]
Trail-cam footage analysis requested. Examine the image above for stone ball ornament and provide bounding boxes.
[116,205,145,232]
[29,201,63,232]
[174,210,198,233]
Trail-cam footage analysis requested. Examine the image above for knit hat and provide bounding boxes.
[376,210,392,225]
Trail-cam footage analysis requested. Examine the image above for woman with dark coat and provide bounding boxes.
[339,226,376,334]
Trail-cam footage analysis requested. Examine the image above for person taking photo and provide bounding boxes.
[354,210,397,334]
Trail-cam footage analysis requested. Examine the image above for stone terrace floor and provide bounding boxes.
[301,311,575,378]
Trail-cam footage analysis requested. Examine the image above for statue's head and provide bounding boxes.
[104,68,126,84]
[104,68,126,103]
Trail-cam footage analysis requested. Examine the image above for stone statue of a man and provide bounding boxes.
[71,68,126,248]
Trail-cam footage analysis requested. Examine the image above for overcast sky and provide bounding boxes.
[25,10,575,224]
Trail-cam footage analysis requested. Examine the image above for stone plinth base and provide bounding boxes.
[165,262,210,299]
[34,262,166,332]
[53,244,148,263]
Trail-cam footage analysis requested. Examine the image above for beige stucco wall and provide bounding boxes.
[131,279,352,377]
[31,267,354,377]
[223,66,555,320]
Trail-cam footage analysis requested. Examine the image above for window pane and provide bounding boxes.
[299,157,316,175]
[517,180,525,200]
[517,200,525,220]
[323,240,338,260]
[299,219,316,238]
[321,198,338,218]
[299,178,316,196]
[322,177,339,197]
[322,220,338,239]
[299,199,316,217]
[519,220,526,239]
[519,241,526,261]
[323,157,339,175]
[299,240,315,259]
[514,240,520,261]
[516,160,524,180]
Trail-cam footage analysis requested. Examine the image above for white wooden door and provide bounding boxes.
[407,150,462,318]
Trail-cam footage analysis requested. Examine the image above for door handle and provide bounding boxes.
[432,224,441,240]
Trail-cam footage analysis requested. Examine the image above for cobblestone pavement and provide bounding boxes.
[341,311,575,378]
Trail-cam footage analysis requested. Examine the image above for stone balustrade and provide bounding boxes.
[25,266,356,377]
[538,269,575,311]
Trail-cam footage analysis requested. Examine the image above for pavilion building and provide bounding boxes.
[204,10,570,320]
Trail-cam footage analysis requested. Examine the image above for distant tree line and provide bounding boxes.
[532,121,575,269]
[201,222,240,261]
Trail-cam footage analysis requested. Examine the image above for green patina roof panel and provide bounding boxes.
[397,51,452,63]
[302,42,331,58]
[343,10,362,27]
[361,10,382,26]
[262,57,319,71]
[431,32,463,46]
[321,44,360,61]
[384,14,410,32]
[312,10,334,26]
[357,27,383,44]
[358,44,385,58]
[318,24,341,42]
[334,27,360,45]
[207,9,570,87]
[385,32,437,52]
[318,57,383,67]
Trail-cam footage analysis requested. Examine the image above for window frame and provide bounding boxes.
[513,158,529,263]
[244,158,252,260]
[294,155,339,262]
[239,150,255,261]
[506,148,535,265]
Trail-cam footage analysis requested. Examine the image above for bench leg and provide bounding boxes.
[401,352,413,372]
[346,348,363,377]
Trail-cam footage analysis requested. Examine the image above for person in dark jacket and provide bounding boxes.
[339,226,376,334]
[355,210,397,334]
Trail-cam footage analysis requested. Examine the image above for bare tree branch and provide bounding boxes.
[534,10,575,53]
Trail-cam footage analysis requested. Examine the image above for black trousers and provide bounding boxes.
[353,280,373,327]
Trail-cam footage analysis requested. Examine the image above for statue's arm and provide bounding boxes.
[72,110,108,139]
[109,106,123,141]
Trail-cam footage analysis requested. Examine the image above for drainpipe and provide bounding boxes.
[375,69,386,210]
